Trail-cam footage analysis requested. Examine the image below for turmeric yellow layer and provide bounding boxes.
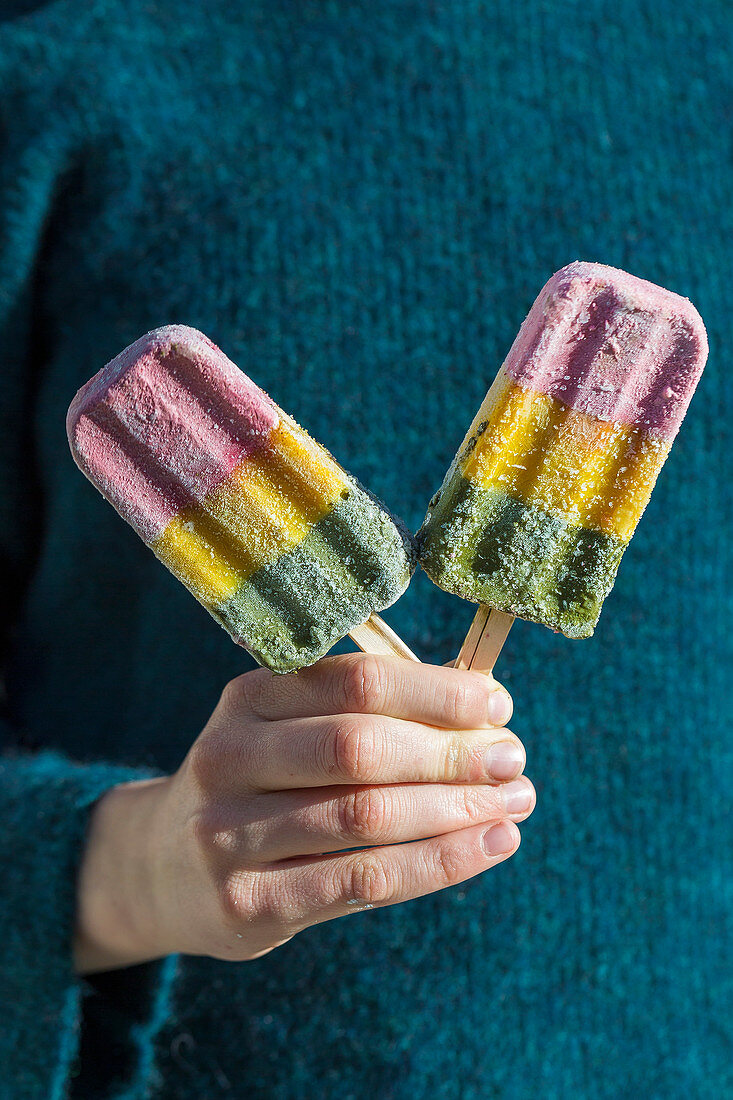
[461,374,670,541]
[152,419,349,604]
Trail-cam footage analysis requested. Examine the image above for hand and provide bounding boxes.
[74,653,534,972]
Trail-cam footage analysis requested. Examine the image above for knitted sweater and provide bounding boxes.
[1,1,730,1097]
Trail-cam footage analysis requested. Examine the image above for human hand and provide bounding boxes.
[74,654,534,972]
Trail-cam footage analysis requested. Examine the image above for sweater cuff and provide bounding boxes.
[0,749,176,1100]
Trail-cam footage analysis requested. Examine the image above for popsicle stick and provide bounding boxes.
[455,607,514,673]
[349,613,420,662]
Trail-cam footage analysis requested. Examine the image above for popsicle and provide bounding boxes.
[417,262,708,670]
[67,325,417,673]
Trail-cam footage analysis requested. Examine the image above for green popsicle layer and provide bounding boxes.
[418,476,626,638]
[212,481,415,672]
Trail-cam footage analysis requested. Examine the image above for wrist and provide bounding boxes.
[74,776,173,973]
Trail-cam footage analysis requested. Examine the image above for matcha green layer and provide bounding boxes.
[418,476,626,638]
[211,481,415,673]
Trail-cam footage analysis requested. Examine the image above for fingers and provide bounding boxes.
[235,778,536,859]
[233,715,526,791]
[276,820,521,927]
[226,653,513,728]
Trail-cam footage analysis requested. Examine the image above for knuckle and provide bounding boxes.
[442,734,471,780]
[220,670,269,719]
[187,680,253,786]
[218,870,285,929]
[188,794,265,869]
[445,677,483,727]
[218,870,258,927]
[338,655,385,713]
[337,787,390,842]
[187,721,250,791]
[189,807,218,854]
[431,841,466,888]
[219,674,248,714]
[328,718,379,782]
[459,787,495,825]
[189,807,241,864]
[341,854,393,906]
[186,732,225,788]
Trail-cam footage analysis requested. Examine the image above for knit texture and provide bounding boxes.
[0,751,177,1099]
[0,1,730,1097]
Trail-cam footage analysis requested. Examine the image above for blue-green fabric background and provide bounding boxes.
[0,1,730,1097]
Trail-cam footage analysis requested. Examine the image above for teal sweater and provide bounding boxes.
[1,2,730,1097]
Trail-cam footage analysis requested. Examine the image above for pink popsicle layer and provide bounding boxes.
[505,262,708,441]
[67,325,279,543]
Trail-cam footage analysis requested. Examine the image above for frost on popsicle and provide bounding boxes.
[418,262,708,638]
[68,325,415,672]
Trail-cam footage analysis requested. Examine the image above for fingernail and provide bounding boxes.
[485,741,524,781]
[502,779,533,815]
[482,821,517,856]
[487,689,512,726]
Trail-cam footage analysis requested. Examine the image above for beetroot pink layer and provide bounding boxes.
[67,325,279,543]
[504,262,708,441]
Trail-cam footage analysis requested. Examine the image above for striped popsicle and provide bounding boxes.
[67,326,415,672]
[418,262,708,644]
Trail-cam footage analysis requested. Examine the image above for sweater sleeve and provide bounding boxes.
[0,751,178,1099]
[0,26,176,1100]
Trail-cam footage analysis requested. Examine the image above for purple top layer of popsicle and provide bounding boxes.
[67,325,278,543]
[503,262,708,440]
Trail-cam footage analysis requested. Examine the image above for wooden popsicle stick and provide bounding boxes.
[455,607,514,673]
[348,612,420,662]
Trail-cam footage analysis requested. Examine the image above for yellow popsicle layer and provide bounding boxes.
[151,419,350,605]
[460,373,670,541]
